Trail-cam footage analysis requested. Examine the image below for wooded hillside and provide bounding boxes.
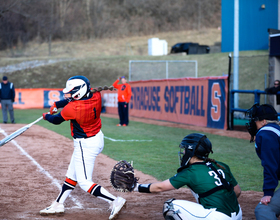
[0,0,221,51]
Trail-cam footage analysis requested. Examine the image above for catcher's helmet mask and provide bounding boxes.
[178,133,213,170]
[63,75,91,101]
[246,103,278,142]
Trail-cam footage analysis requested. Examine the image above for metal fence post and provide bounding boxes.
[166,61,168,79]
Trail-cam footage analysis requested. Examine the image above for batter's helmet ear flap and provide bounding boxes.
[63,75,91,100]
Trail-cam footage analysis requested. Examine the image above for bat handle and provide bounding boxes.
[29,113,48,127]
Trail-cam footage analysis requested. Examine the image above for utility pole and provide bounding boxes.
[233,0,239,108]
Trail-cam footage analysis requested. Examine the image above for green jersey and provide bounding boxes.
[169,161,239,217]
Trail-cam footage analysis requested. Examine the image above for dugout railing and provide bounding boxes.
[229,89,280,130]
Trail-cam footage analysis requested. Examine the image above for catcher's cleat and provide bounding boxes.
[116,124,122,126]
[122,124,127,127]
[39,201,64,216]
[109,197,126,220]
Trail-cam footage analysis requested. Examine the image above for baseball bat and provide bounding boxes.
[0,116,44,147]
[90,85,115,93]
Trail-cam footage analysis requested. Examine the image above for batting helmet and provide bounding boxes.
[178,133,213,168]
[63,75,91,100]
[246,103,278,142]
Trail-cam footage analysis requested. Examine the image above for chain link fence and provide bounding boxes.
[230,54,269,112]
[129,60,197,81]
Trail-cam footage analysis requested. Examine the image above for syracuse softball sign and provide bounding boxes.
[12,88,64,109]
[103,76,228,130]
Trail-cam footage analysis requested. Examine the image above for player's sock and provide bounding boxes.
[88,183,116,203]
[56,177,77,203]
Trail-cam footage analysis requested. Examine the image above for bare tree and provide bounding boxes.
[59,0,72,29]
[0,0,18,18]
[0,0,221,54]
[48,0,54,56]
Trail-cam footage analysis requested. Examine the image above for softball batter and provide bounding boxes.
[40,75,126,220]
[134,133,242,220]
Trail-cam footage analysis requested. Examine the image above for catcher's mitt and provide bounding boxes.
[110,160,138,192]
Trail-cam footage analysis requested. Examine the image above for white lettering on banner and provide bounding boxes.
[103,93,118,107]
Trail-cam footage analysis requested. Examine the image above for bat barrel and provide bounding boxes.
[0,116,43,147]
[0,126,29,146]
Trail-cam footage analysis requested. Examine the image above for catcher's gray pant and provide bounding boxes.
[255,188,280,220]
[1,100,14,123]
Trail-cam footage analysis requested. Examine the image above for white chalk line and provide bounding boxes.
[0,128,83,209]
[104,136,152,142]
[65,207,103,211]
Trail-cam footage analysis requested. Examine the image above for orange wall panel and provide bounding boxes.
[102,77,228,129]
[13,88,64,109]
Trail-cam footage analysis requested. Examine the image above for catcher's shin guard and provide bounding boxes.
[163,198,183,220]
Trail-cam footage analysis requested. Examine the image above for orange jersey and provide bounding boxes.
[60,92,102,138]
[112,79,132,103]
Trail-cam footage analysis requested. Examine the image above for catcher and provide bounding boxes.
[111,133,242,220]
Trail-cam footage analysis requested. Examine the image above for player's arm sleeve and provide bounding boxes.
[60,104,75,121]
[258,132,280,196]
[234,184,241,198]
[112,79,120,89]
[55,99,69,108]
[169,172,188,189]
[126,84,132,103]
[45,112,65,124]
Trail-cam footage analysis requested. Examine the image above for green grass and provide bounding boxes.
[0,50,268,92]
[13,109,263,191]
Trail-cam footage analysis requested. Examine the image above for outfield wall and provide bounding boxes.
[13,88,63,109]
[103,77,228,130]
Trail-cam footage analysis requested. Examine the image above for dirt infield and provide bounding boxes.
[0,119,264,220]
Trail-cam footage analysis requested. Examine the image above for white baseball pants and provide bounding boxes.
[164,199,242,220]
[66,130,104,192]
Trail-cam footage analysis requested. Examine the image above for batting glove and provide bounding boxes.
[50,103,58,115]
[42,112,48,120]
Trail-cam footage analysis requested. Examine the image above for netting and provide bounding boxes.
[129,60,197,81]
[230,55,269,110]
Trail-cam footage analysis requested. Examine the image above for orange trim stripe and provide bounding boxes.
[87,183,97,193]
[65,177,77,186]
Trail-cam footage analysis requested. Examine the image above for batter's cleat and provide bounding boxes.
[116,124,122,126]
[109,197,126,220]
[39,201,64,216]
[122,124,127,127]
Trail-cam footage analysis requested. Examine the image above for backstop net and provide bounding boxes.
[129,60,197,81]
